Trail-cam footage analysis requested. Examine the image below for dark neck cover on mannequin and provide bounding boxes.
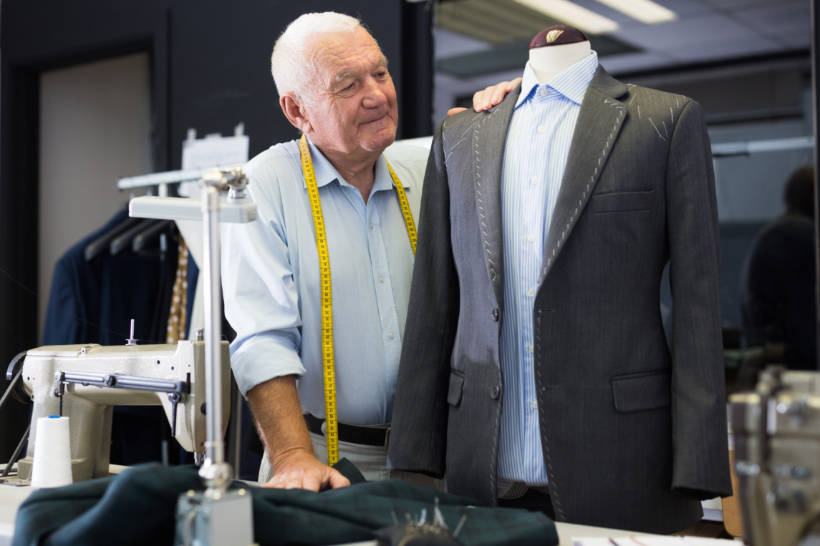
[527,25,592,85]
[529,25,588,48]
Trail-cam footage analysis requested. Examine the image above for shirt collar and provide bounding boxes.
[514,50,599,109]
[302,136,407,192]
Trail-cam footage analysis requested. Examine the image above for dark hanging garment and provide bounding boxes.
[41,210,181,466]
[42,209,129,345]
[97,229,178,345]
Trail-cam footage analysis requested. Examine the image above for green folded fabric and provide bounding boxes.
[13,461,556,546]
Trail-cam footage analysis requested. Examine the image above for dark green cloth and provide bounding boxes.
[13,462,556,546]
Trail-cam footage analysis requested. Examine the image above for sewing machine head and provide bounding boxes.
[13,339,229,483]
[730,367,820,546]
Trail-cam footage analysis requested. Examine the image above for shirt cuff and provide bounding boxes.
[230,333,306,396]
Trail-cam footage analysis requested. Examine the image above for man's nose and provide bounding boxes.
[362,77,388,107]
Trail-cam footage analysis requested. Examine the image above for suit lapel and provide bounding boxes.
[471,87,520,306]
[539,68,628,285]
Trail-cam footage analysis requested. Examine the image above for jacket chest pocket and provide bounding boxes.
[589,190,654,214]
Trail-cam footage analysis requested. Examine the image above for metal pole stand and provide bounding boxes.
[174,169,255,546]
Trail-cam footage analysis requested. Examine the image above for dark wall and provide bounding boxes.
[0,0,433,460]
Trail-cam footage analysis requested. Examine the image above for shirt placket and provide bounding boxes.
[522,94,550,477]
[365,197,401,414]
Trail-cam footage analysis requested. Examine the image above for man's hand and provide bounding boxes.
[248,375,349,492]
[446,77,523,117]
[265,447,350,491]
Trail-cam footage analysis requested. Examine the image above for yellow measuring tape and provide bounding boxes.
[298,134,416,465]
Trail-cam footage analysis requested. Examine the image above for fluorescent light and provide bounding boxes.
[513,0,619,35]
[595,0,677,24]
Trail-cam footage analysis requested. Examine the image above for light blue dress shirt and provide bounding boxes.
[222,137,426,425]
[498,52,599,485]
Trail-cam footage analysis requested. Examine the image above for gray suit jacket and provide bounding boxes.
[388,67,732,534]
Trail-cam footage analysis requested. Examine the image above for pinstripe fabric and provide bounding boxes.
[498,52,598,485]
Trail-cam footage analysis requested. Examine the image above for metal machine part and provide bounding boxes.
[175,488,253,546]
[12,339,230,483]
[730,368,820,546]
[129,167,255,546]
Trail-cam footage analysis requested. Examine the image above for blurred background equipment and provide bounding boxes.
[730,367,820,546]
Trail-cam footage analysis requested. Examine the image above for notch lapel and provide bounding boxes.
[539,68,628,285]
[471,87,520,306]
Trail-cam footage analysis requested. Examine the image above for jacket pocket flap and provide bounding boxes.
[447,373,464,406]
[589,190,653,213]
[611,370,670,413]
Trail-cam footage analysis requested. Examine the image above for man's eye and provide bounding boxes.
[340,82,355,92]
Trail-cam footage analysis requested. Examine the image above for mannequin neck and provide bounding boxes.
[528,41,591,85]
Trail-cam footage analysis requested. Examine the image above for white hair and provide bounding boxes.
[271,11,363,98]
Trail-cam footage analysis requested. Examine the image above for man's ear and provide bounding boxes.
[280,94,311,133]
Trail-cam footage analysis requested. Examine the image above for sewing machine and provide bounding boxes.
[730,367,820,546]
[9,339,229,484]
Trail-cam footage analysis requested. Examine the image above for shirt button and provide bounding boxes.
[378,274,385,283]
[491,385,501,400]
[387,332,394,340]
[528,344,534,353]
[369,223,375,231]
[537,125,545,133]
[491,308,500,322]
[527,288,535,297]
[530,400,538,409]
[527,234,535,243]
[530,176,538,185]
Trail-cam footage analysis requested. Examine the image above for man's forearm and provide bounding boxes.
[247,375,314,468]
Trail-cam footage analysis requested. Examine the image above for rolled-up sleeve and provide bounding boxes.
[222,155,306,396]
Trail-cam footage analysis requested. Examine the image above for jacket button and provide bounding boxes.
[491,308,499,322]
[491,385,501,400]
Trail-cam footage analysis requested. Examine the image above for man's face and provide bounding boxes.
[300,27,398,163]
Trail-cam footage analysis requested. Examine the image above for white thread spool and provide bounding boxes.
[30,415,73,488]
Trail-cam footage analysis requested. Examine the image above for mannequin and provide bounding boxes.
[388,14,732,534]
[528,25,592,84]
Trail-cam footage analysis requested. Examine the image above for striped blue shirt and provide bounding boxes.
[498,52,598,486]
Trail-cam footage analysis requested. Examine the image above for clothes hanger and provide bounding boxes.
[84,216,143,261]
[132,220,175,253]
[109,219,161,255]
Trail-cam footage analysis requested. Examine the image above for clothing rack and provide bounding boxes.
[117,164,244,197]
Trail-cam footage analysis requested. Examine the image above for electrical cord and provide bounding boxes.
[0,350,30,477]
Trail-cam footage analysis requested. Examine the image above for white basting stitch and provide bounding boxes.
[539,105,624,280]
[648,117,666,141]
[444,115,490,163]
[472,118,497,276]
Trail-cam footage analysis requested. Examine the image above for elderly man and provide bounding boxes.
[222,11,512,491]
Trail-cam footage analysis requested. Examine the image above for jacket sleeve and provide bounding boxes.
[388,120,460,477]
[665,99,733,498]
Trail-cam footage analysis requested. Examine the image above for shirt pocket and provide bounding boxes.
[611,369,670,413]
[588,190,654,214]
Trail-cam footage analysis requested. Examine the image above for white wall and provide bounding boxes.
[38,53,153,340]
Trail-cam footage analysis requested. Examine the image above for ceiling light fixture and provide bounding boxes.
[512,0,619,35]
[595,0,676,24]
